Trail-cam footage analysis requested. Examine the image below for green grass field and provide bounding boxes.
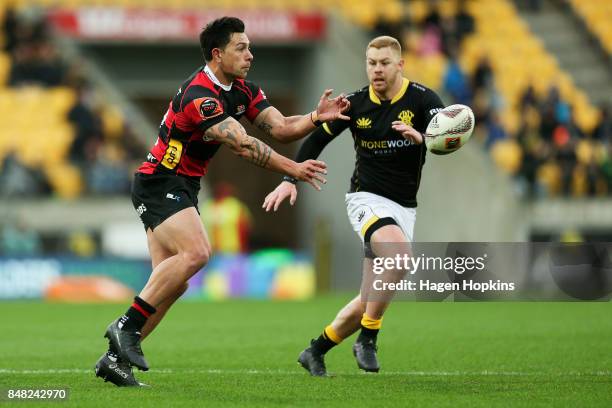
[1,297,611,407]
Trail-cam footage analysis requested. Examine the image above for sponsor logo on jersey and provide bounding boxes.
[161,138,183,170]
[197,97,223,120]
[398,110,414,126]
[359,138,413,150]
[146,153,158,163]
[356,117,372,129]
[429,108,442,116]
[413,83,426,92]
[166,193,181,202]
[236,104,246,115]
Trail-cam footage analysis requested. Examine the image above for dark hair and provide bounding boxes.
[199,17,245,62]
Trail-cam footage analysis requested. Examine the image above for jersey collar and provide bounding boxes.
[369,77,410,105]
[204,65,232,91]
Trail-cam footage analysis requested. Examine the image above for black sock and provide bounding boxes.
[118,296,156,332]
[311,332,338,355]
[357,327,379,343]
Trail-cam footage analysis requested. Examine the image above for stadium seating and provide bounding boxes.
[1,0,607,199]
[459,0,599,135]
[569,0,612,55]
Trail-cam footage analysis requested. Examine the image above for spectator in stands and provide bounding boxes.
[67,83,104,169]
[592,104,611,144]
[442,49,471,105]
[539,104,557,142]
[372,4,411,44]
[8,39,65,87]
[485,112,507,150]
[472,55,493,94]
[2,4,19,55]
[422,1,442,33]
[454,0,475,43]
[0,216,41,256]
[87,143,131,195]
[519,84,539,113]
[0,152,51,197]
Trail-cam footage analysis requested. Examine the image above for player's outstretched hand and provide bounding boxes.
[391,121,424,144]
[262,181,297,212]
[316,89,351,122]
[293,159,327,191]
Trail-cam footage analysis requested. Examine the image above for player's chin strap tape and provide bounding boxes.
[363,217,398,258]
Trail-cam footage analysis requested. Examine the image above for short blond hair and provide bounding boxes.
[367,36,402,56]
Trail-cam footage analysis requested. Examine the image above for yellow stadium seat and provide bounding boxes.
[45,163,83,199]
[491,139,522,175]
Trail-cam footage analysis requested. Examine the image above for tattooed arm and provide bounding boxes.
[252,89,350,143]
[204,117,328,190]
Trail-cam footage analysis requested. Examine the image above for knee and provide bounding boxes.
[182,245,210,272]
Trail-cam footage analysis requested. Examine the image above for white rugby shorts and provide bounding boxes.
[345,191,416,243]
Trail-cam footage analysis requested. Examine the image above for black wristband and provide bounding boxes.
[282,175,298,184]
[310,111,323,127]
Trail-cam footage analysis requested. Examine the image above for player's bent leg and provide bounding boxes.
[139,207,211,306]
[354,224,409,373]
[99,229,183,383]
[105,207,211,371]
[140,228,190,340]
[141,282,188,340]
[330,294,364,338]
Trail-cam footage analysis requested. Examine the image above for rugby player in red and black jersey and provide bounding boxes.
[263,36,445,376]
[94,17,350,387]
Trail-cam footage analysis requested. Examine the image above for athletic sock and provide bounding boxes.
[311,325,342,355]
[357,313,382,343]
[118,296,156,332]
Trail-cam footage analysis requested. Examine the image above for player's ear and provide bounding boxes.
[211,47,222,62]
[398,58,404,70]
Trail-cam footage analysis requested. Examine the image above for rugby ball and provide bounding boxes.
[425,104,475,155]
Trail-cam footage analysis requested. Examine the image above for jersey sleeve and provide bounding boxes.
[421,88,445,128]
[180,85,229,132]
[244,82,272,122]
[296,126,340,162]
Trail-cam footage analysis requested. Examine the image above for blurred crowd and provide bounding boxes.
[372,0,612,199]
[2,2,612,201]
[0,6,145,199]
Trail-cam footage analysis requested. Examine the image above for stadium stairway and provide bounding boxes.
[516,0,612,106]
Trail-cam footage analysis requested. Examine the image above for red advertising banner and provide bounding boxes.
[47,8,326,42]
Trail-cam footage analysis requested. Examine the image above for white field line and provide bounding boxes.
[1,368,611,377]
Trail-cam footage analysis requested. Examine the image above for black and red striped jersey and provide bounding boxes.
[137,66,271,178]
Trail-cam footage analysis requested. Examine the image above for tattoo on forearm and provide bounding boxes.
[257,121,274,138]
[217,121,239,145]
[241,136,272,168]
[211,120,272,168]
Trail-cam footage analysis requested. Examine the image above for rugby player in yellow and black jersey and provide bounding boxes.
[263,36,445,376]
